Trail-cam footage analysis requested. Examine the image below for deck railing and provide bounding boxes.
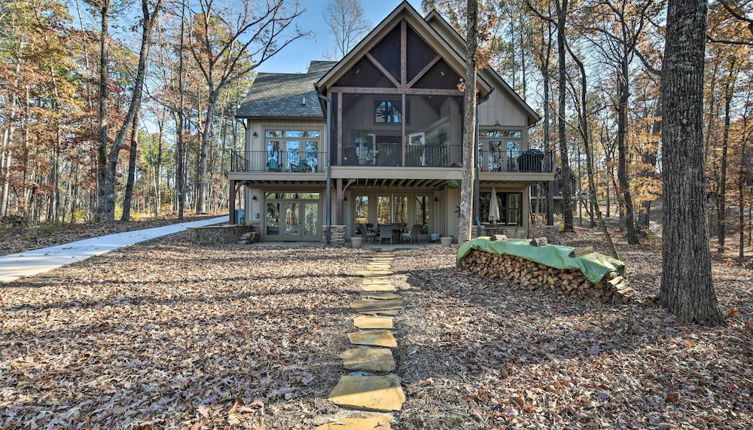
[230,150,325,173]
[479,149,554,173]
[229,148,553,173]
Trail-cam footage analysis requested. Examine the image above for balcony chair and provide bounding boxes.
[266,159,283,172]
[377,225,394,244]
[290,160,309,172]
[401,224,421,243]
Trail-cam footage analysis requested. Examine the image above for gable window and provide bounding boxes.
[375,100,402,123]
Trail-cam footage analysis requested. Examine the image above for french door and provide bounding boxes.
[265,198,320,241]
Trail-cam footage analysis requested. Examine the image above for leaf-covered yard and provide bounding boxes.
[2,229,752,428]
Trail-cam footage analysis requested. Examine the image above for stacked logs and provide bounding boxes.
[462,249,633,304]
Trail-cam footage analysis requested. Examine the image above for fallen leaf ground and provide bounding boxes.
[393,227,753,429]
[2,227,752,429]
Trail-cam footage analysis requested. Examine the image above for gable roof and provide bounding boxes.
[235,61,336,119]
[315,1,493,95]
[424,10,541,126]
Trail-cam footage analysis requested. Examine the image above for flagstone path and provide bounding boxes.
[315,250,405,429]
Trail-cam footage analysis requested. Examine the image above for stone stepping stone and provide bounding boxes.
[357,271,392,277]
[351,299,403,314]
[347,330,397,348]
[362,279,392,284]
[361,284,396,293]
[340,348,396,372]
[354,315,394,329]
[328,374,405,411]
[314,415,392,430]
[360,292,400,300]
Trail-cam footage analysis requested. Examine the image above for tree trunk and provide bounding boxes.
[97,0,163,221]
[458,0,479,245]
[196,90,216,214]
[121,110,140,221]
[155,114,164,217]
[617,61,639,244]
[717,63,736,253]
[556,0,574,232]
[176,0,187,219]
[659,0,724,326]
[640,97,662,227]
[96,0,110,220]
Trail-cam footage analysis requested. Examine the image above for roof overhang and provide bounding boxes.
[315,1,492,97]
[234,115,324,121]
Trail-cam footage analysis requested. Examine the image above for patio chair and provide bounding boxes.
[363,224,378,243]
[266,159,283,172]
[290,160,309,172]
[401,224,421,243]
[377,224,394,244]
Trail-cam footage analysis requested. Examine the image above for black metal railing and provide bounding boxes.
[479,149,553,173]
[230,150,325,173]
[229,148,553,173]
[340,144,464,168]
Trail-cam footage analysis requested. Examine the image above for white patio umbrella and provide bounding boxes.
[488,187,500,223]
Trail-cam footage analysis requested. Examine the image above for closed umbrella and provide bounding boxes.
[489,187,500,223]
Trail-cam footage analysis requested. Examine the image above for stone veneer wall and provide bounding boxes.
[188,224,255,245]
[322,225,346,246]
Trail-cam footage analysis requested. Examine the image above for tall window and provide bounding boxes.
[480,129,523,171]
[265,129,320,172]
[479,191,522,226]
[354,196,369,232]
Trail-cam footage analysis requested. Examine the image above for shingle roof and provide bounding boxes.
[235,61,337,119]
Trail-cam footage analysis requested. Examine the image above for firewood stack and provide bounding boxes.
[461,249,633,304]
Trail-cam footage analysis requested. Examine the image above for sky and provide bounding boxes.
[257,0,424,73]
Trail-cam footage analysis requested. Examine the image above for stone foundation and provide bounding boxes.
[188,224,256,245]
[323,225,346,246]
[477,224,526,239]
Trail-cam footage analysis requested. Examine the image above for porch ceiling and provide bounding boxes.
[236,180,326,187]
[347,178,451,189]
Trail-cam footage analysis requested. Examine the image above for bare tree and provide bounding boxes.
[660,0,724,325]
[564,36,619,259]
[187,0,306,213]
[323,0,371,59]
[96,0,165,221]
[585,0,658,245]
[525,0,575,232]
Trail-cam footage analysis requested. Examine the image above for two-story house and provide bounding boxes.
[228,1,553,244]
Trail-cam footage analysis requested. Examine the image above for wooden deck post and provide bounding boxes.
[336,178,344,225]
[229,179,236,224]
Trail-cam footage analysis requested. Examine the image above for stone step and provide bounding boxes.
[314,415,392,430]
[353,316,394,329]
[340,347,396,372]
[328,374,405,412]
[360,284,397,293]
[351,299,403,312]
[347,330,397,348]
[360,292,400,300]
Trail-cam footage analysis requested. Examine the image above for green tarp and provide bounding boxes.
[457,237,626,284]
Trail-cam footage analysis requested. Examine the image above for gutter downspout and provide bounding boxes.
[317,93,332,245]
[475,89,494,228]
